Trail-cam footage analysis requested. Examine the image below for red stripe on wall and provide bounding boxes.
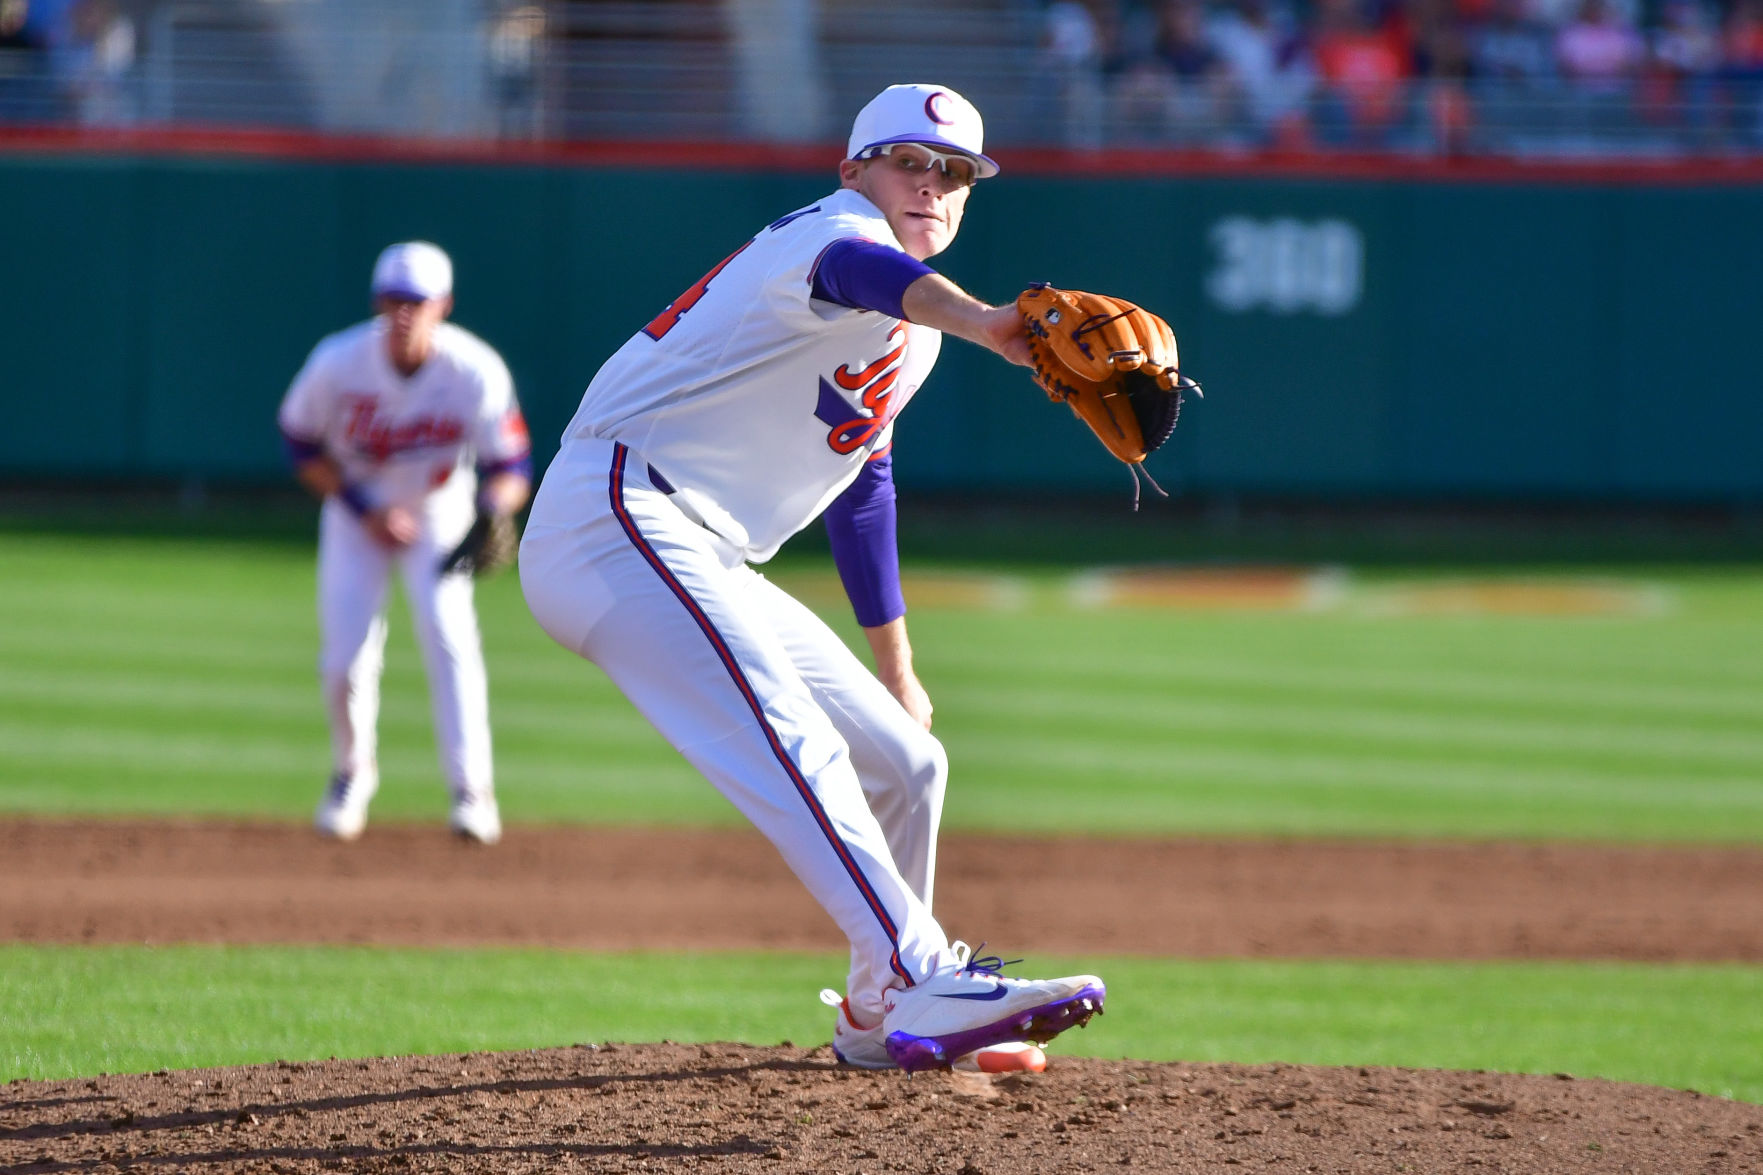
[6,123,1763,187]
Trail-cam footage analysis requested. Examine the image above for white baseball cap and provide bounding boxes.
[371,241,453,302]
[846,83,999,180]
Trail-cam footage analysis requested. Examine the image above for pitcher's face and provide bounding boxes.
[840,144,976,260]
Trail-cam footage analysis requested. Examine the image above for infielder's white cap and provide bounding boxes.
[371,241,453,302]
[847,83,999,180]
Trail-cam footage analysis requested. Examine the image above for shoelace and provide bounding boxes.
[818,940,1028,1017]
[953,941,1021,978]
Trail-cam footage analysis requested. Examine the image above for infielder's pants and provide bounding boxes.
[520,440,952,1020]
[316,499,493,798]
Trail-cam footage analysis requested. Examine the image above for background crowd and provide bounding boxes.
[1044,0,1763,152]
[2,0,1760,156]
[0,0,134,126]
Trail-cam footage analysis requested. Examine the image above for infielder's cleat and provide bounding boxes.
[819,990,1046,1072]
[314,771,376,841]
[448,790,502,845]
[879,948,1105,1073]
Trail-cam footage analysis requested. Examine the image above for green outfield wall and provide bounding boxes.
[2,151,1758,502]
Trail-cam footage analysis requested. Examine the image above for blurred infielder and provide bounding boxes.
[278,241,532,845]
[520,85,1105,1072]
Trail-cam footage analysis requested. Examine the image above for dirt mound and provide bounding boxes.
[8,818,1763,1171]
[5,1044,1760,1173]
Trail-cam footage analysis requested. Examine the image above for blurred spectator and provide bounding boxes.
[1111,0,1231,142]
[1471,0,1556,86]
[487,3,544,138]
[49,0,133,125]
[1641,0,1719,132]
[1555,0,1643,95]
[1410,0,1478,152]
[1043,0,1112,147]
[1207,0,1317,146]
[1718,0,1763,143]
[1725,0,1763,69]
[1652,0,1720,80]
[0,0,58,121]
[725,0,826,143]
[1310,0,1414,145]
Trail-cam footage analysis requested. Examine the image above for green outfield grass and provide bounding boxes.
[3,526,1761,1104]
[4,945,1760,1103]
[1,529,1759,841]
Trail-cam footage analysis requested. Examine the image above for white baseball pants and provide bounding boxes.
[316,498,493,799]
[520,438,955,1020]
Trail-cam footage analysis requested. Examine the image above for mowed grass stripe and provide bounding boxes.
[0,719,684,779]
[4,529,1761,841]
[951,727,1763,804]
[3,945,1759,1104]
[14,650,1756,778]
[946,654,1763,727]
[930,620,1763,707]
[8,658,1753,799]
[934,604,1763,677]
[0,668,663,747]
[946,772,1759,841]
[937,683,1763,768]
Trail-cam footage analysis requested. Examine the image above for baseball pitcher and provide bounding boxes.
[520,86,1127,1072]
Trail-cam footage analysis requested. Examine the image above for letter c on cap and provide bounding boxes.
[924,91,954,125]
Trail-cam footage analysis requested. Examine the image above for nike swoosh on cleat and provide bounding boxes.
[935,984,1010,1001]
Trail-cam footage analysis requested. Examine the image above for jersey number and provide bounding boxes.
[643,242,753,340]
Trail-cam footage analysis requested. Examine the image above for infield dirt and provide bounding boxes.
[4,818,1761,1173]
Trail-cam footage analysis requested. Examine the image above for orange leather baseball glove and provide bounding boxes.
[1017,284,1199,465]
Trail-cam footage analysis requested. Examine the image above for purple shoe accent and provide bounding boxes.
[884,982,1105,1072]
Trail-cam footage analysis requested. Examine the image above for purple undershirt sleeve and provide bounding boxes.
[474,454,534,513]
[280,427,325,468]
[280,427,371,516]
[476,453,533,483]
[824,453,906,629]
[810,238,935,320]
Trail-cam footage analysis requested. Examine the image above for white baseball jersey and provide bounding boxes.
[522,186,962,1018]
[279,319,529,517]
[548,187,942,563]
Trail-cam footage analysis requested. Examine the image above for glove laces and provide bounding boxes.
[1127,463,1169,512]
[1125,374,1199,510]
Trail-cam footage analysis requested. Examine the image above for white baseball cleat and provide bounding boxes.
[314,771,376,841]
[819,989,1047,1073]
[879,946,1104,1073]
[448,790,502,845]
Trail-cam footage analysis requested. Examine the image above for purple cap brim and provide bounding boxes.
[373,286,442,303]
[853,134,1000,179]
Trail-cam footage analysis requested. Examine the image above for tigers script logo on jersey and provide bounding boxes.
[813,324,910,455]
[342,395,465,462]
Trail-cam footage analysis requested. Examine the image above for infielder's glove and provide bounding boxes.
[438,511,518,578]
[1017,283,1200,466]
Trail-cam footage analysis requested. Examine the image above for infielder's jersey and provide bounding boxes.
[278,319,530,513]
[554,187,942,563]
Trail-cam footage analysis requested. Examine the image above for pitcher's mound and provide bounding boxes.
[5,1043,1758,1173]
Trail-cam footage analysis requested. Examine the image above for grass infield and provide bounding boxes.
[3,945,1759,1104]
